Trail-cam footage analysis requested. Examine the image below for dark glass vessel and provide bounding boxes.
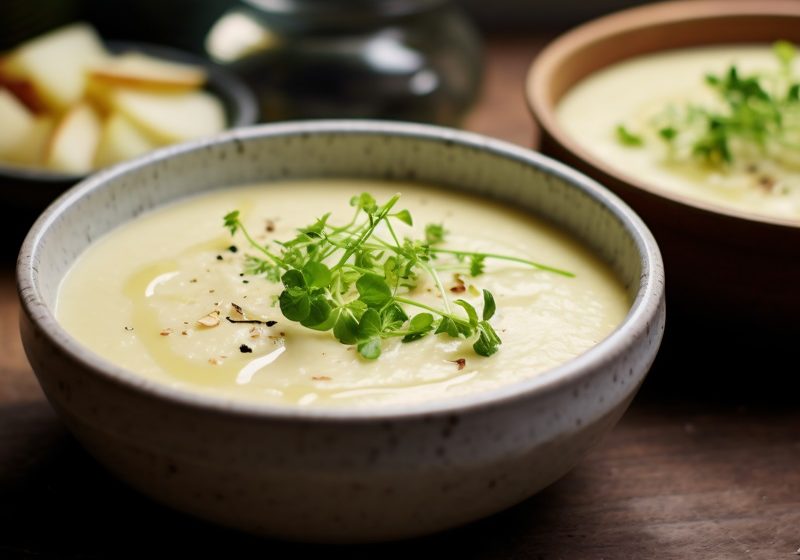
[204,0,482,125]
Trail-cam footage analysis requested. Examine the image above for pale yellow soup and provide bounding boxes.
[56,180,629,408]
[557,45,800,221]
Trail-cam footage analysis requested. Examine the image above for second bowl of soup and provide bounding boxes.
[527,0,800,325]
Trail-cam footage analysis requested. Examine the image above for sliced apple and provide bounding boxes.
[0,74,46,113]
[89,52,207,91]
[11,23,108,111]
[112,89,225,144]
[0,54,26,80]
[83,77,116,118]
[95,112,159,168]
[0,23,229,173]
[0,88,35,158]
[5,116,54,165]
[45,103,102,173]
[0,53,46,113]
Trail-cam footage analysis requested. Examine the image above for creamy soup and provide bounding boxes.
[557,45,800,221]
[56,180,629,408]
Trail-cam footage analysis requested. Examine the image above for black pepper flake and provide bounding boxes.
[266,320,278,327]
[228,245,238,253]
[239,273,244,277]
[242,280,249,284]
[216,255,223,261]
[124,326,134,331]
[225,316,277,326]
[239,344,253,353]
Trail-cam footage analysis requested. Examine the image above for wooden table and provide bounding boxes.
[2,36,799,559]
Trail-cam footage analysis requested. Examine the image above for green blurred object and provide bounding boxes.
[204,0,482,126]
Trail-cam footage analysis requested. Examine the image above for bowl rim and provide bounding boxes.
[526,0,800,230]
[17,119,664,422]
[0,39,259,183]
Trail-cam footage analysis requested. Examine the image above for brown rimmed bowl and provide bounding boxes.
[526,0,800,325]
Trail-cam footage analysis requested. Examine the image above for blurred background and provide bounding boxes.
[0,0,654,126]
[1,0,655,52]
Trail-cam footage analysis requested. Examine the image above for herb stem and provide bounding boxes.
[234,219,286,269]
[419,261,452,313]
[429,248,575,277]
[333,195,400,271]
[394,296,467,326]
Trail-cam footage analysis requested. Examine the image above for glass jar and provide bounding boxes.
[204,0,482,126]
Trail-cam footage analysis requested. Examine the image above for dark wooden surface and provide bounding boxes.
[2,36,799,559]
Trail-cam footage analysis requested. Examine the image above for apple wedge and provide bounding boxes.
[0,75,46,114]
[0,55,46,113]
[89,52,207,91]
[0,54,26,80]
[95,112,159,168]
[45,103,102,173]
[0,88,36,158]
[10,23,108,111]
[5,116,54,165]
[112,89,225,144]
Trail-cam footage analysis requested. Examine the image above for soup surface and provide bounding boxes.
[557,45,800,221]
[57,180,629,408]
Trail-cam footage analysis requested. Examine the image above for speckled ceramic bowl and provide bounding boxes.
[17,121,665,543]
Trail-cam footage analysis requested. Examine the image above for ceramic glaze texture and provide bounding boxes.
[18,121,665,542]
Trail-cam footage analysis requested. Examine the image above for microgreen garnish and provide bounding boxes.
[615,125,644,147]
[615,41,800,168]
[224,193,573,360]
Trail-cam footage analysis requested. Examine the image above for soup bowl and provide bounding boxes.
[17,120,664,542]
[526,0,800,326]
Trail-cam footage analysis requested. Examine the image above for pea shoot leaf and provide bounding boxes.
[402,313,435,342]
[357,273,392,307]
[482,289,496,321]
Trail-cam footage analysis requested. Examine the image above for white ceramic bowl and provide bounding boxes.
[17,120,665,543]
